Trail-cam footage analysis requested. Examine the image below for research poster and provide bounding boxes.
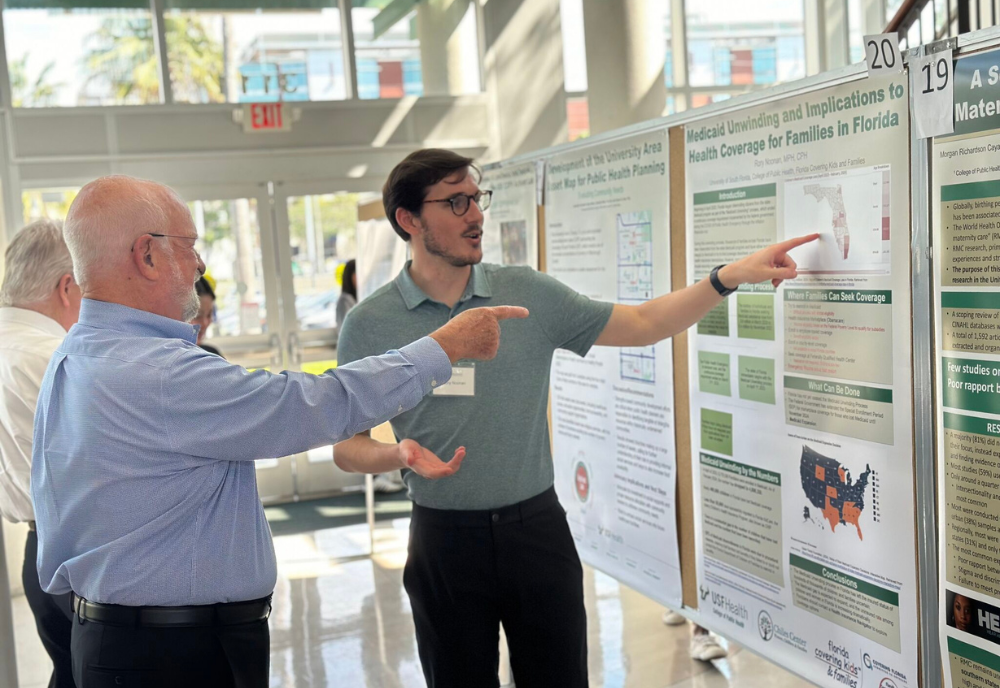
[685,74,918,688]
[480,162,539,268]
[934,48,1000,688]
[545,129,682,608]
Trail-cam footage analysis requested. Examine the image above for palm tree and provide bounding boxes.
[84,14,224,105]
[8,54,61,107]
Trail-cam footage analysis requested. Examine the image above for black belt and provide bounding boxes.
[411,486,562,528]
[71,593,271,628]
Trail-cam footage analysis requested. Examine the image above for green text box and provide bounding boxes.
[737,294,775,341]
[739,356,776,404]
[698,300,730,337]
[942,357,1000,414]
[699,351,731,396]
[701,409,733,456]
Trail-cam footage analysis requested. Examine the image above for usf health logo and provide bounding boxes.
[758,611,775,641]
[574,461,591,502]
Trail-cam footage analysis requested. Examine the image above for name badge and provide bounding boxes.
[432,362,476,397]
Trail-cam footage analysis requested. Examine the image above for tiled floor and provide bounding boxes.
[11,518,815,688]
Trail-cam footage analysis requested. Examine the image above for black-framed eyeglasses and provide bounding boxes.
[133,233,203,255]
[423,190,492,216]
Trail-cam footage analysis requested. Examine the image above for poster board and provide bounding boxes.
[480,161,540,269]
[933,46,1000,688]
[544,129,683,608]
[683,73,919,688]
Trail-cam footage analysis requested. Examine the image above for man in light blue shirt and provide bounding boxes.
[30,175,526,688]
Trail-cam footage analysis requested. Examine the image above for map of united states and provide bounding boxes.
[803,184,850,259]
[799,445,871,540]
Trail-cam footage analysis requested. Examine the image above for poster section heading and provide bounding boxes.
[547,139,666,194]
[686,82,906,165]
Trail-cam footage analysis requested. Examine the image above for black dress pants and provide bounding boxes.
[404,486,588,688]
[70,606,269,687]
[22,530,75,688]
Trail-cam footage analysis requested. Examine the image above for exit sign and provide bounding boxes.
[242,102,291,133]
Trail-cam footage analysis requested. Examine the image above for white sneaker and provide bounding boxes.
[372,474,405,493]
[689,633,727,661]
[662,610,686,626]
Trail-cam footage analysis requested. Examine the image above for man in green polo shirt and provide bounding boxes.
[334,148,816,688]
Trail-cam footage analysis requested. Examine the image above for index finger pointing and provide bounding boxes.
[490,306,530,320]
[775,233,821,252]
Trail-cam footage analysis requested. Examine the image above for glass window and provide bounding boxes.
[3,5,160,107]
[191,198,267,338]
[285,192,359,330]
[163,3,346,103]
[886,0,906,24]
[921,3,935,45]
[685,0,805,92]
[560,0,587,93]
[848,0,864,64]
[351,0,480,99]
[21,188,78,224]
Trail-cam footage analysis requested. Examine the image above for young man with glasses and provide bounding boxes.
[334,148,816,687]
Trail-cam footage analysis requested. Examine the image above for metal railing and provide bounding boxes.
[889,0,1000,49]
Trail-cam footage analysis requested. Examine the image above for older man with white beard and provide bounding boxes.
[30,175,528,688]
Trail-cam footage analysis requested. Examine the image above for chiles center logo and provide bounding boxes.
[575,461,590,502]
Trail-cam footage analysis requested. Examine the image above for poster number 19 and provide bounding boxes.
[921,56,949,93]
[910,48,954,138]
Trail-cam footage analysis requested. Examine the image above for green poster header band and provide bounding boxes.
[785,289,892,305]
[944,412,1000,437]
[948,637,1000,673]
[942,180,1000,202]
[699,453,781,485]
[693,183,776,205]
[790,554,899,605]
[953,49,1000,137]
[784,376,893,403]
[942,291,1000,309]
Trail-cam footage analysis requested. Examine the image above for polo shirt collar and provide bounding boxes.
[78,298,198,343]
[394,261,493,311]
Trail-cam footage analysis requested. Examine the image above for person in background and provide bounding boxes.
[662,610,727,661]
[0,219,81,688]
[336,258,358,329]
[191,275,222,357]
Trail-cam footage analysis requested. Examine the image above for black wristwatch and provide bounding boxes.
[709,264,737,297]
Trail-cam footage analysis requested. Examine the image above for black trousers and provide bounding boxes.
[23,530,75,688]
[70,606,269,687]
[404,487,588,688]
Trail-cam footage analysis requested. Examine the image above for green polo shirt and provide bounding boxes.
[337,261,614,510]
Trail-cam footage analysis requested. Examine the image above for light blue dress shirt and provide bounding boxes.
[31,299,451,606]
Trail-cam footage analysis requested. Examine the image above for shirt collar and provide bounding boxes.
[0,306,67,338]
[78,299,198,343]
[394,261,493,311]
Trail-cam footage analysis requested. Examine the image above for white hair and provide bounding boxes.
[63,175,188,289]
[0,219,74,308]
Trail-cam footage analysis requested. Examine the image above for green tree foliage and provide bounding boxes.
[9,54,61,107]
[84,14,224,105]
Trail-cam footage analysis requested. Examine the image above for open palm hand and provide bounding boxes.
[398,439,466,480]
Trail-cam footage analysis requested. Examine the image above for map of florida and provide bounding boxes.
[800,445,871,540]
[803,184,850,259]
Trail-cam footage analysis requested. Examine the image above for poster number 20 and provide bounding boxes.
[863,33,903,75]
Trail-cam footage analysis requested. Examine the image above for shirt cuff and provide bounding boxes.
[399,337,453,393]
